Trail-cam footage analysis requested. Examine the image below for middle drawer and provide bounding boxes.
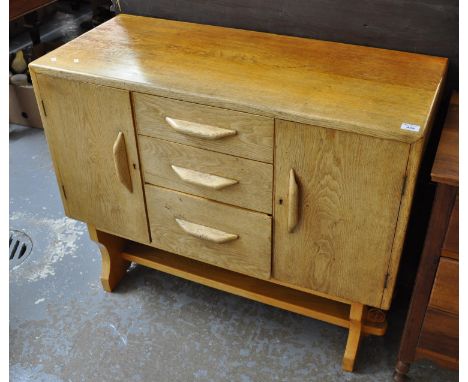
[139,136,273,214]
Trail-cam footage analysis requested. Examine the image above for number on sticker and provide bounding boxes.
[400,123,421,132]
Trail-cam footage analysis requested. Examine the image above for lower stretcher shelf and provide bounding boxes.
[122,242,387,336]
[88,225,386,372]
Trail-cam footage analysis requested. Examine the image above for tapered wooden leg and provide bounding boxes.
[342,303,365,372]
[88,224,130,292]
[393,360,410,382]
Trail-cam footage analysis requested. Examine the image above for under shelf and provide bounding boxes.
[122,242,387,336]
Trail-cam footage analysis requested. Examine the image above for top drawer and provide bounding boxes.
[133,93,274,163]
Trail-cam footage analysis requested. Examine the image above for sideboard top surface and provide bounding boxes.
[30,14,447,143]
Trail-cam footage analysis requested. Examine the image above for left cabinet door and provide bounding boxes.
[34,74,149,243]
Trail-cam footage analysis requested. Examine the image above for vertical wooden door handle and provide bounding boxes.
[288,169,299,232]
[112,132,133,192]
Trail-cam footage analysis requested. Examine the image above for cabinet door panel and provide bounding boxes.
[273,120,409,307]
[35,74,149,243]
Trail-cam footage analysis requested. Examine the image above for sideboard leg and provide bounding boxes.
[342,302,365,372]
[88,224,130,292]
[393,360,410,381]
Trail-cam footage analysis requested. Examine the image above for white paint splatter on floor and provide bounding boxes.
[10,211,85,283]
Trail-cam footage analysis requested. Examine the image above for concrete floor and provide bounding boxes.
[9,125,458,381]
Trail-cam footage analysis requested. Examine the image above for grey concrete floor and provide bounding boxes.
[9,125,458,382]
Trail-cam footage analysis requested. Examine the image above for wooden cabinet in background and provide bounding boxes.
[30,14,447,372]
[395,92,459,380]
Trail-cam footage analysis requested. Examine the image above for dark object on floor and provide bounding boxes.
[9,82,44,129]
[394,92,459,380]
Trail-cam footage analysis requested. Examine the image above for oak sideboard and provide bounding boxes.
[30,14,447,371]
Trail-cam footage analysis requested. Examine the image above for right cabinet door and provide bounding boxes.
[274,120,409,307]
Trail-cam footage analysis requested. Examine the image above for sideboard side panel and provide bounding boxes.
[380,69,446,309]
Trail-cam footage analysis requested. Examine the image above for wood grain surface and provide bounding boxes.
[380,80,446,309]
[342,303,365,371]
[145,185,271,279]
[33,74,149,243]
[121,242,387,336]
[29,14,447,143]
[88,224,130,292]
[396,184,458,363]
[273,120,409,308]
[139,136,273,213]
[133,92,274,162]
[419,308,458,361]
[428,258,458,315]
[432,92,459,186]
[443,195,459,259]
[113,0,458,88]
[395,94,459,373]
[112,132,133,192]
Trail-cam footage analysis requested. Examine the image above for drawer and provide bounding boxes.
[443,195,458,260]
[145,185,272,279]
[139,136,273,213]
[133,93,274,163]
[419,308,458,361]
[429,258,458,314]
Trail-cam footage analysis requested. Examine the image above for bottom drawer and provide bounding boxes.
[419,308,458,361]
[429,257,458,314]
[145,185,272,279]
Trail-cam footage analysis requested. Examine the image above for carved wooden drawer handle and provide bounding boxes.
[176,218,239,243]
[165,117,237,140]
[171,165,238,190]
[112,132,133,192]
[288,169,299,232]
